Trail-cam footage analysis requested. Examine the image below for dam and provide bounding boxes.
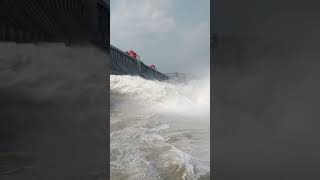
[0,0,110,179]
[0,0,169,179]
[110,45,168,81]
[0,0,109,45]
[0,1,202,180]
[0,0,168,81]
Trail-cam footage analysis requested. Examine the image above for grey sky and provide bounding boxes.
[110,0,210,74]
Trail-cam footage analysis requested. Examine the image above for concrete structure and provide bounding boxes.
[0,0,168,81]
[0,0,109,45]
[0,1,110,179]
[110,45,168,81]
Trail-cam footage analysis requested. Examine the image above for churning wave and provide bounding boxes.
[110,75,210,180]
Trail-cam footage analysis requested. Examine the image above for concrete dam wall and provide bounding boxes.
[0,0,167,178]
[0,0,109,45]
[110,45,168,81]
[0,0,110,179]
[0,0,167,81]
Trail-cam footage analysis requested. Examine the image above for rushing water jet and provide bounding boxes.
[110,75,210,180]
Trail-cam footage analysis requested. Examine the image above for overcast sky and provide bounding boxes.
[110,0,210,74]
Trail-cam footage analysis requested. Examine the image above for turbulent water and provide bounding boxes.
[0,43,108,179]
[110,75,210,180]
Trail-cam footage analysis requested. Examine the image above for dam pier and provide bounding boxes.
[110,45,168,81]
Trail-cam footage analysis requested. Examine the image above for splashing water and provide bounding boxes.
[110,75,210,180]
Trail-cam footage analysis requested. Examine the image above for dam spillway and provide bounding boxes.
[0,1,110,178]
[0,0,167,81]
[110,45,168,81]
[0,0,109,45]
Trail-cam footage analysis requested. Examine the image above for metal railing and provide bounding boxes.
[110,45,168,81]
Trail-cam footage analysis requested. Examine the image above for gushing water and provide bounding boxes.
[110,74,210,180]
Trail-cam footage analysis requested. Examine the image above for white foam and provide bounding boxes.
[110,74,210,179]
[110,74,210,118]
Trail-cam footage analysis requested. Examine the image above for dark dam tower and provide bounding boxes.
[0,0,109,179]
[0,0,109,45]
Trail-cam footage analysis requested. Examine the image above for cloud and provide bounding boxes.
[111,0,209,73]
[111,0,175,38]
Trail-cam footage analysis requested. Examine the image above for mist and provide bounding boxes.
[0,43,108,179]
[110,75,210,179]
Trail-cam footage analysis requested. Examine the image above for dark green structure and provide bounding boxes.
[110,45,168,81]
[0,0,167,81]
[0,0,109,45]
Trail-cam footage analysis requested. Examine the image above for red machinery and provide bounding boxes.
[149,64,156,70]
[126,50,140,60]
[126,50,157,71]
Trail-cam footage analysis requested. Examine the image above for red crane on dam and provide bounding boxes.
[126,50,140,60]
[149,64,156,70]
[126,50,158,71]
[126,50,157,70]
